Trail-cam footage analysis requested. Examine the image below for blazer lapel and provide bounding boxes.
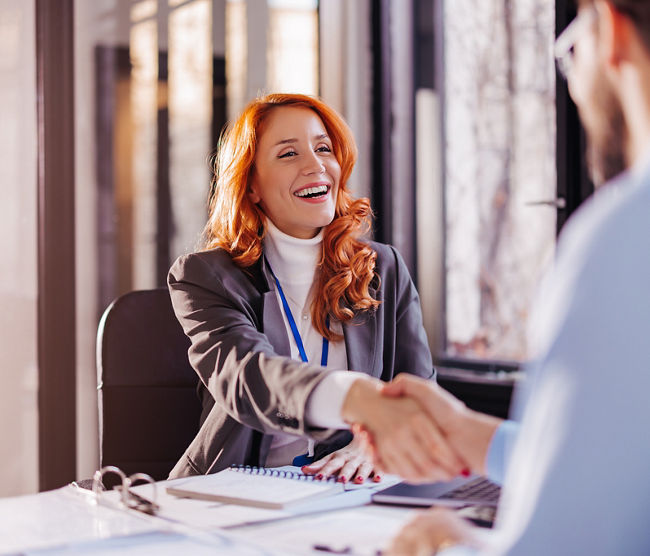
[343,311,377,374]
[260,258,292,357]
[262,291,292,356]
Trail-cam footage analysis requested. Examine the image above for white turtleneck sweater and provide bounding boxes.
[263,219,362,467]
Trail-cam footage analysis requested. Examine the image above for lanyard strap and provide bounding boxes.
[266,259,329,366]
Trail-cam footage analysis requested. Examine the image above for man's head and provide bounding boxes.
[557,1,650,186]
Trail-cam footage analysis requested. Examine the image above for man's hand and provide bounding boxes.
[385,507,482,556]
[341,377,468,482]
[382,374,503,476]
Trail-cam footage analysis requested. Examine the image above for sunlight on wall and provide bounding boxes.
[168,0,213,256]
[267,2,318,95]
[226,0,247,120]
[130,1,159,288]
[0,0,39,496]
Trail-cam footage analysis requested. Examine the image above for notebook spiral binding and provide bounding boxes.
[230,464,339,483]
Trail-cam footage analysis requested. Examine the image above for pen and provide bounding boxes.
[312,545,351,554]
[312,545,383,555]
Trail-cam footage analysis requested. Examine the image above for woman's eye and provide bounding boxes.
[278,150,297,158]
[316,145,332,153]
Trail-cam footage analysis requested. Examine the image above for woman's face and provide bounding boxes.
[249,106,341,239]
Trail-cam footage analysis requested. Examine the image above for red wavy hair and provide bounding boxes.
[202,93,380,341]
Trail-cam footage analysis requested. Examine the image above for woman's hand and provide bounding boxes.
[385,507,481,556]
[382,374,502,477]
[301,435,380,484]
[341,377,469,483]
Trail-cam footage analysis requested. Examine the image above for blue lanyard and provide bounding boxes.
[266,259,329,366]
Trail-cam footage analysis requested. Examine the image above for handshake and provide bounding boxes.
[340,375,503,483]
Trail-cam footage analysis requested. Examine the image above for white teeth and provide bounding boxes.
[295,185,328,198]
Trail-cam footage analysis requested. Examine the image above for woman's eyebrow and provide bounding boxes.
[272,133,329,147]
[273,138,298,146]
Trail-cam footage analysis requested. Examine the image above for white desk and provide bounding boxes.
[0,477,420,555]
[232,504,418,555]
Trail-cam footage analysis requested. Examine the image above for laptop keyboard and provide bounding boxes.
[439,477,501,504]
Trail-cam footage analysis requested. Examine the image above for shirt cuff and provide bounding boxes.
[486,419,519,485]
[438,546,479,556]
[305,371,366,429]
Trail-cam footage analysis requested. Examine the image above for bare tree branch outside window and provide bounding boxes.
[444,0,556,362]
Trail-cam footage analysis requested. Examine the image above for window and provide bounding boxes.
[416,0,558,366]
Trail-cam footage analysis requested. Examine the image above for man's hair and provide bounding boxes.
[581,1,650,53]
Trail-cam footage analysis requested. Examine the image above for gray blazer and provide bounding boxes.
[167,241,434,478]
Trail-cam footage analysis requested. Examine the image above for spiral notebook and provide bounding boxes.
[166,466,346,509]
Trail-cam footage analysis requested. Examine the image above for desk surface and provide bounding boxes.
[0,476,423,555]
[234,504,417,555]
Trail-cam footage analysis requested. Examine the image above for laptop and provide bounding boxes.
[372,474,500,509]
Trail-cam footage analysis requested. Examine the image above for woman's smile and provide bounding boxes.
[294,182,331,201]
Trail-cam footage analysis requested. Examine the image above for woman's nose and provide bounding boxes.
[302,151,325,174]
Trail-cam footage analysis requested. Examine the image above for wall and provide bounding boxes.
[0,0,39,496]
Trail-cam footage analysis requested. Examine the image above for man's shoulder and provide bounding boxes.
[545,169,650,333]
[559,170,650,265]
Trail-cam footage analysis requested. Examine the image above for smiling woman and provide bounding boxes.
[166,93,435,483]
[248,106,341,240]
[203,94,379,342]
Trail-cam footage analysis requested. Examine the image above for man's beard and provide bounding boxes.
[583,69,628,188]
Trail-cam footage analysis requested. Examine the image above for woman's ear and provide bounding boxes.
[248,177,261,204]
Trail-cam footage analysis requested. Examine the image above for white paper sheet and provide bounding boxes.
[232,505,419,556]
[0,486,157,553]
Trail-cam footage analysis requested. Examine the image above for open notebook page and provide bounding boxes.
[166,467,344,509]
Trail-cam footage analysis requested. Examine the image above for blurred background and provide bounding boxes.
[0,0,589,496]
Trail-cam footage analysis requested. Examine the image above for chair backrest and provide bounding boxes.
[97,288,201,481]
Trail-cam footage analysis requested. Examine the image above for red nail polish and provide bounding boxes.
[373,475,382,482]
[316,474,324,480]
[337,476,348,483]
[354,476,364,484]
[461,468,471,477]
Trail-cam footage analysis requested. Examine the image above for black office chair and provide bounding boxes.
[96,288,201,482]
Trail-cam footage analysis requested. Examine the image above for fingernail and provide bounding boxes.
[461,468,471,477]
[316,474,324,480]
[337,476,348,483]
[354,476,364,484]
[373,475,382,482]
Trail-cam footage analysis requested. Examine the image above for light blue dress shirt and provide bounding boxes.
[439,155,650,555]
[485,420,518,486]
